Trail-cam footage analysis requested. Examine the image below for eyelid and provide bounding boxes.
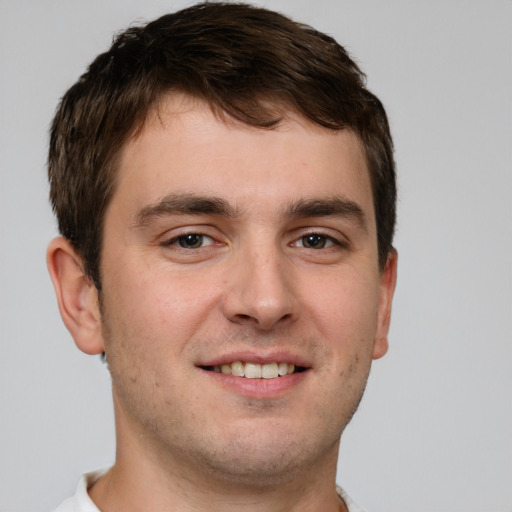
[160,231,216,247]
[289,229,349,249]
[157,224,223,247]
[168,233,214,248]
[292,235,335,249]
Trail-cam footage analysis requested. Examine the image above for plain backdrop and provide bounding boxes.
[1,1,511,511]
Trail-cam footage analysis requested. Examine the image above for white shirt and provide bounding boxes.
[54,470,366,512]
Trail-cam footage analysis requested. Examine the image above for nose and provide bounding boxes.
[222,243,295,331]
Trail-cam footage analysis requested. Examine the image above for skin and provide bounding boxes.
[48,94,397,512]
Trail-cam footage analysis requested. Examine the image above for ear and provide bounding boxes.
[372,249,398,360]
[47,237,104,355]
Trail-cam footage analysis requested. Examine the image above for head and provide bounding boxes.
[47,2,398,492]
[48,2,395,292]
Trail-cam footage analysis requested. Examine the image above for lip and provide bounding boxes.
[197,350,311,368]
[196,349,312,399]
[201,367,309,398]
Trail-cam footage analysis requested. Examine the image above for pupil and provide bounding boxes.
[304,234,325,248]
[179,234,202,248]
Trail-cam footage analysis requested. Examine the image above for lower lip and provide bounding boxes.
[202,369,308,398]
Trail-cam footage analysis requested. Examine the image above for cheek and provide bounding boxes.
[101,258,221,355]
[307,270,380,345]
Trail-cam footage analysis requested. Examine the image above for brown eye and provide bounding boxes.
[301,234,328,249]
[177,234,208,249]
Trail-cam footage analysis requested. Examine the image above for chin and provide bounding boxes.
[189,423,339,489]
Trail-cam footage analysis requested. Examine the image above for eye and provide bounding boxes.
[293,233,336,249]
[164,233,214,249]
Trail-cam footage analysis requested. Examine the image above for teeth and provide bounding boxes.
[231,361,244,377]
[220,364,232,375]
[262,363,278,379]
[279,362,293,376]
[213,361,298,379]
[244,363,262,379]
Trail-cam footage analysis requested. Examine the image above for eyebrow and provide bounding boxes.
[286,197,367,230]
[134,193,239,227]
[133,193,367,231]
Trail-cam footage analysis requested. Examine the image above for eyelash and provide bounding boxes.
[291,232,347,250]
[160,233,215,249]
[160,231,347,252]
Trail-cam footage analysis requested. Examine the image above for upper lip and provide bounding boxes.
[197,350,312,368]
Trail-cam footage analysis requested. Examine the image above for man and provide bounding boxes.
[47,2,397,511]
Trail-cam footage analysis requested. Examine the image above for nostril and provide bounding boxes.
[233,312,292,328]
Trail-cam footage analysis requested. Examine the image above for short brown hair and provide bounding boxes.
[48,2,396,289]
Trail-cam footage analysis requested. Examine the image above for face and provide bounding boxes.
[97,94,396,486]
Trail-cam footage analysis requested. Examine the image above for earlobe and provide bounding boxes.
[46,237,104,355]
[372,249,398,360]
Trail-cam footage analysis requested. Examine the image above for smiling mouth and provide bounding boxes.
[201,361,307,379]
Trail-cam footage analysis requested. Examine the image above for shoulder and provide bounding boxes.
[337,485,367,512]
[53,469,107,512]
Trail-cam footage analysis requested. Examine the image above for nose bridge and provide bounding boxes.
[223,232,294,330]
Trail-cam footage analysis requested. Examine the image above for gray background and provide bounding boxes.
[1,1,511,511]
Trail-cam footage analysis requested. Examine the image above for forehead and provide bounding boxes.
[112,93,374,225]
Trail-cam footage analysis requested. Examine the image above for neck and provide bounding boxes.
[89,393,346,512]
[90,466,346,512]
